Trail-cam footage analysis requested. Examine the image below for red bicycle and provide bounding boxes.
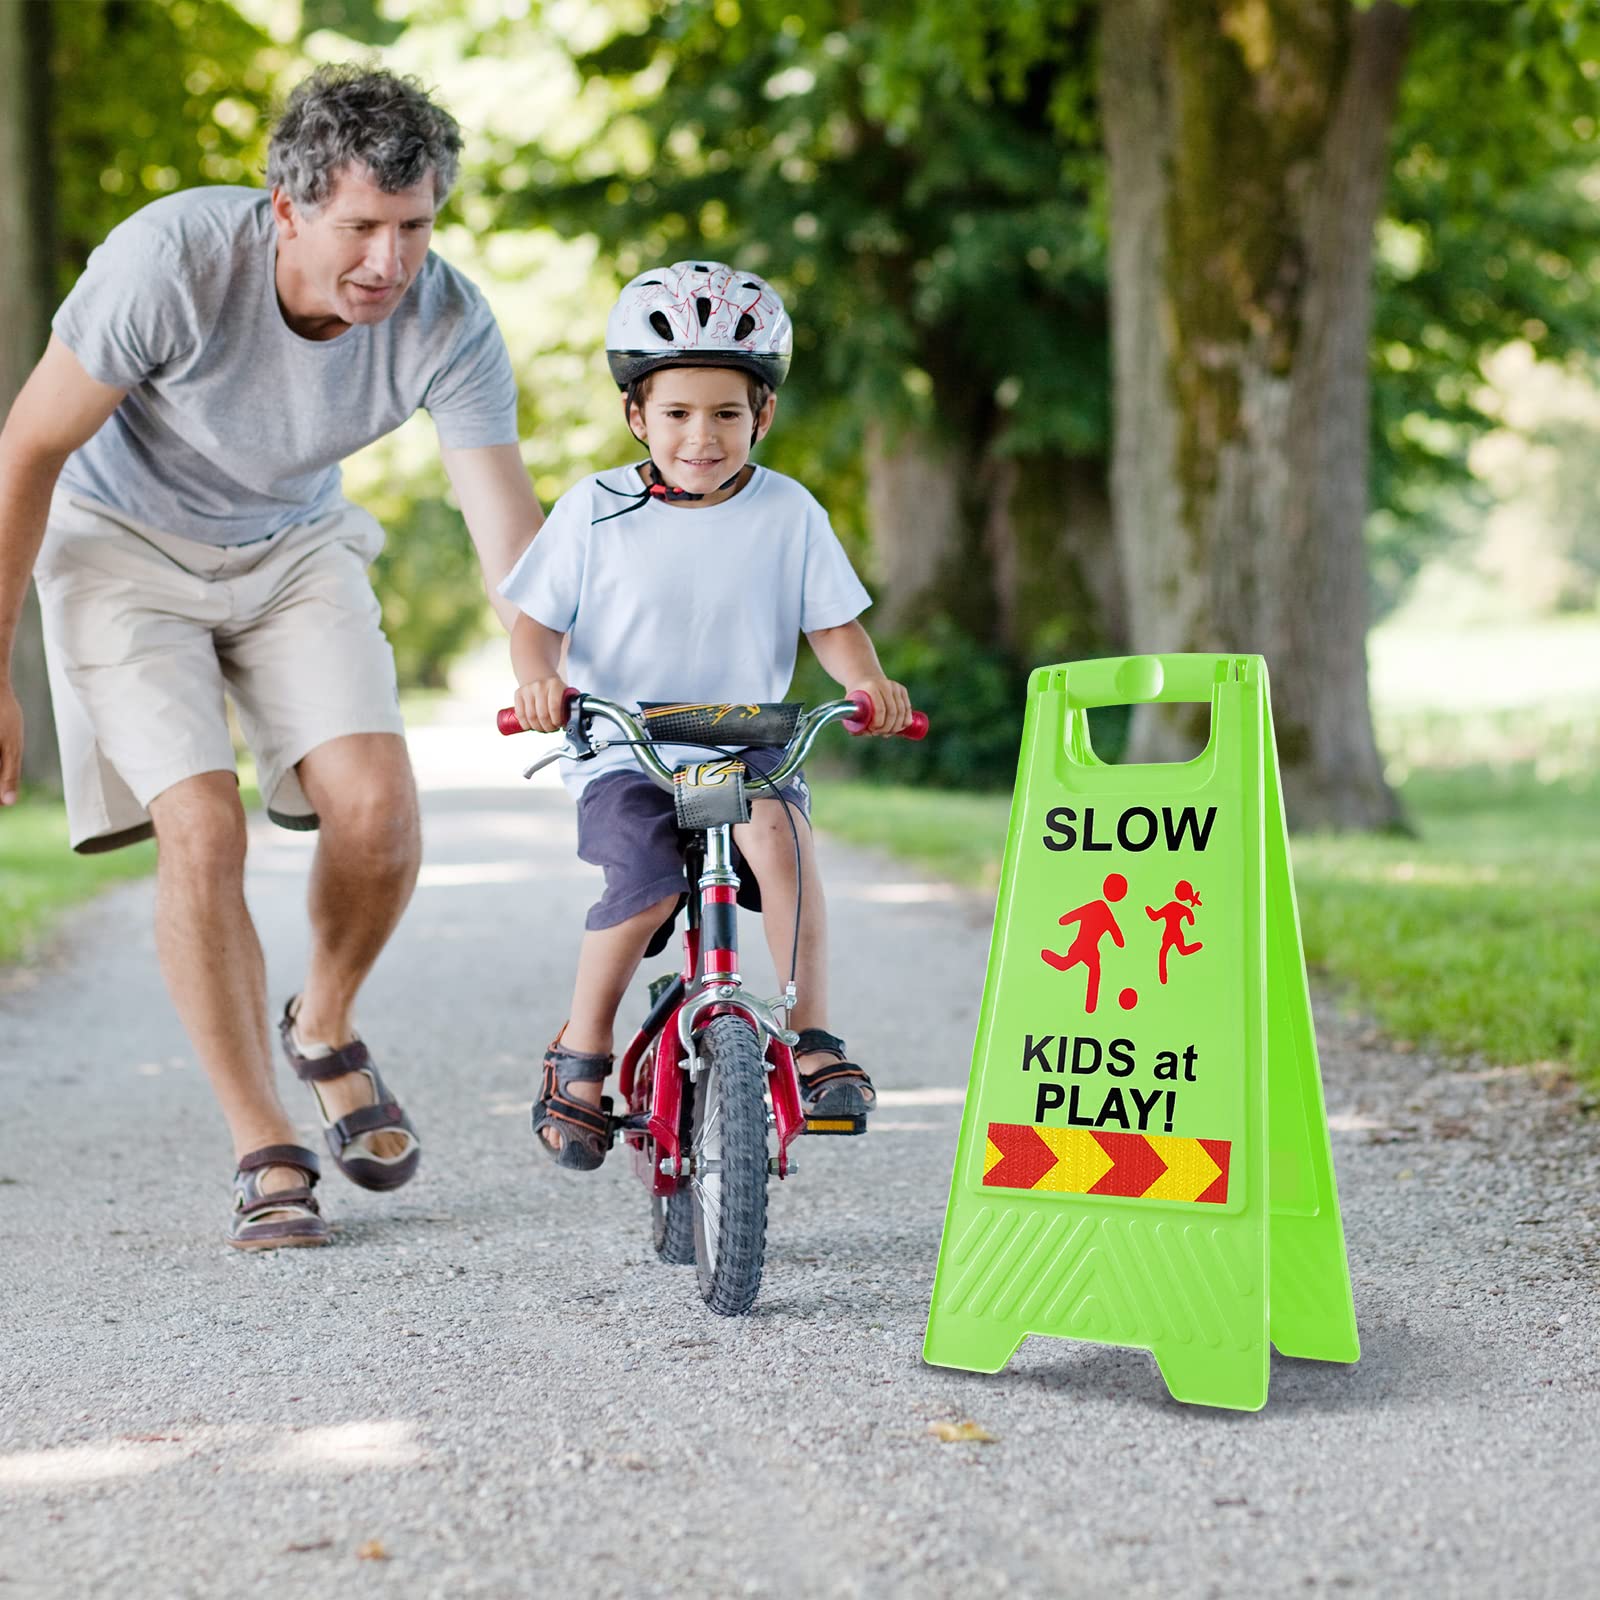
[498,691,927,1315]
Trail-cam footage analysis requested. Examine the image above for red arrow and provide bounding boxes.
[1087,1132,1169,1198]
[1196,1138,1231,1204]
[983,1123,1059,1190]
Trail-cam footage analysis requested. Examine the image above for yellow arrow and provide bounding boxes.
[983,1134,1004,1177]
[1142,1135,1222,1202]
[1035,1127,1114,1193]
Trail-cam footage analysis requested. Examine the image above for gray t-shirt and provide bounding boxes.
[52,186,519,545]
[497,464,872,797]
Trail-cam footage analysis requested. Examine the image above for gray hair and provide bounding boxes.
[267,64,462,211]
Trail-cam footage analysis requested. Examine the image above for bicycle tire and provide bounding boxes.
[688,1014,769,1315]
[651,1185,696,1264]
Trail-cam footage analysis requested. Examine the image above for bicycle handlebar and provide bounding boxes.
[496,690,928,793]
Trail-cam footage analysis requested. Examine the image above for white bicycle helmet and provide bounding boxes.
[606,261,793,391]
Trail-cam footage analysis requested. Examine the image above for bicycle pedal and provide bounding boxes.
[803,1114,867,1136]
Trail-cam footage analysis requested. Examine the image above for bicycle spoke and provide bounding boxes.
[693,1171,721,1264]
[697,1095,722,1154]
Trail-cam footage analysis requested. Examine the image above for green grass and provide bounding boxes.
[1291,765,1598,1081]
[814,765,1599,1086]
[0,799,157,964]
[816,783,1018,890]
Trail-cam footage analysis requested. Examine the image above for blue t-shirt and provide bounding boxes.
[497,464,872,796]
[52,187,519,545]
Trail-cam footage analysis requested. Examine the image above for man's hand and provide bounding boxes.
[0,683,23,806]
[848,675,913,736]
[512,674,570,735]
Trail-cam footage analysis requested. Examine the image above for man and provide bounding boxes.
[0,66,542,1248]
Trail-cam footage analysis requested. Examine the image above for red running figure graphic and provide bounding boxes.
[1146,879,1204,985]
[1041,872,1127,1013]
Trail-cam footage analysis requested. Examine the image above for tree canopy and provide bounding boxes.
[488,0,1600,616]
[24,0,1600,767]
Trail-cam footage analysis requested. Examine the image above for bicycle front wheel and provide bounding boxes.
[688,1014,770,1316]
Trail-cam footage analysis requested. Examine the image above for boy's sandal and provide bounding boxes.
[278,997,421,1193]
[795,1027,877,1128]
[228,1145,330,1250]
[532,1029,615,1172]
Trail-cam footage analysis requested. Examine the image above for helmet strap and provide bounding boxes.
[590,457,745,525]
[639,456,743,503]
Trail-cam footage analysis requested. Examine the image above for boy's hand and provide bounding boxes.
[850,676,913,736]
[512,675,570,734]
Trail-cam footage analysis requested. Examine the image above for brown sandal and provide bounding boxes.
[795,1027,876,1135]
[532,1028,615,1171]
[228,1145,330,1250]
[278,998,421,1192]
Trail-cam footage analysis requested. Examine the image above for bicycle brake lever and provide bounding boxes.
[521,746,574,780]
[522,738,605,780]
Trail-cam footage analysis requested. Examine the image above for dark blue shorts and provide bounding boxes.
[575,749,811,955]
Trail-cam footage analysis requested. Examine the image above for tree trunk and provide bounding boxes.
[0,0,61,793]
[865,418,1124,667]
[1099,0,1408,830]
[985,453,1125,661]
[863,420,970,635]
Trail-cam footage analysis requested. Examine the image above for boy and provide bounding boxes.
[502,261,912,1169]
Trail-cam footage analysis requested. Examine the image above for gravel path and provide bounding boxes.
[2,708,1596,1598]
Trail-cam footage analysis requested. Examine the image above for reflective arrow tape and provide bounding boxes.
[1036,1126,1113,1193]
[981,1124,1231,1205]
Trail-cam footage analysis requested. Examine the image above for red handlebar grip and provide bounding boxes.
[843,689,874,734]
[844,690,930,739]
[497,688,583,736]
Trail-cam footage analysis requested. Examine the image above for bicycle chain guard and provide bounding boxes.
[673,759,752,828]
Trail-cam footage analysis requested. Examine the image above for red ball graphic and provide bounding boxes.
[1118,987,1138,1010]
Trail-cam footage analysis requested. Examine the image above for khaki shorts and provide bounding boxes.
[35,492,405,853]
